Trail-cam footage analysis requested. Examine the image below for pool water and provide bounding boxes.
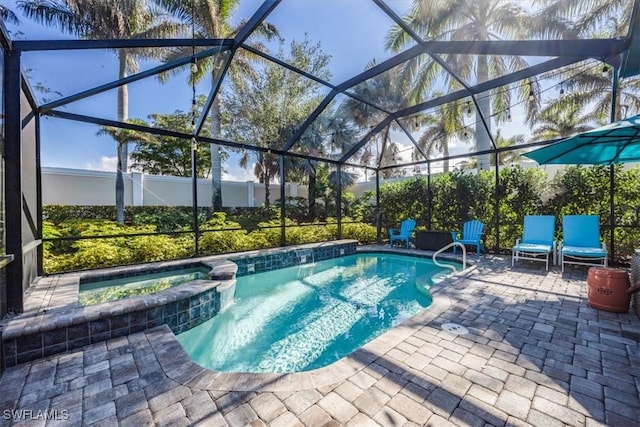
[79,266,210,306]
[177,253,458,373]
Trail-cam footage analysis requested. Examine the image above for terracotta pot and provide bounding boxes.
[587,267,630,313]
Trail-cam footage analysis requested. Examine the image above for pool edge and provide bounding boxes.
[151,266,457,392]
[2,241,358,368]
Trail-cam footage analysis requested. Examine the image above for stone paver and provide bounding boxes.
[283,390,321,415]
[249,393,286,422]
[1,252,639,427]
[495,389,531,420]
[317,392,358,424]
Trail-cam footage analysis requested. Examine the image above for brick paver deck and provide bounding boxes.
[1,253,639,426]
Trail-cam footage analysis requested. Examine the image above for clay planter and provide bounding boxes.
[587,267,631,313]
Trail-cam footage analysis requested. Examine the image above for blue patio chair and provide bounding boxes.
[560,215,608,272]
[452,220,484,254]
[389,219,416,249]
[512,215,556,270]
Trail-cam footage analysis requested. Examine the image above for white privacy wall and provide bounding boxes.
[41,167,310,207]
[41,163,568,208]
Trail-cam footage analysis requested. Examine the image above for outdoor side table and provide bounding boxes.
[587,267,631,313]
[414,231,453,251]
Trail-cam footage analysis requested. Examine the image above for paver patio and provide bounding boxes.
[1,251,639,426]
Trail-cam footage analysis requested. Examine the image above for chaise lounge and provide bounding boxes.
[560,215,608,272]
[512,215,556,270]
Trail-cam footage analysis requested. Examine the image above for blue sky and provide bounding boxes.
[5,0,420,181]
[5,0,584,180]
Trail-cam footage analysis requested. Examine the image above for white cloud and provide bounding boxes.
[85,156,117,171]
[223,164,257,182]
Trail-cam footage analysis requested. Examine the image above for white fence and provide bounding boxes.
[41,167,313,207]
[41,163,570,208]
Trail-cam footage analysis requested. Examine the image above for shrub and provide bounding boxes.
[198,212,252,253]
[341,223,378,244]
[126,235,189,262]
[226,206,279,229]
[279,197,309,223]
[62,240,133,272]
[198,229,251,254]
[42,205,212,226]
[131,211,193,232]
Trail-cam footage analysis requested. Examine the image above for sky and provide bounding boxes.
[4,0,425,182]
[4,0,606,182]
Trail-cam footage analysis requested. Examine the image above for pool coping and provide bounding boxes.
[145,246,476,392]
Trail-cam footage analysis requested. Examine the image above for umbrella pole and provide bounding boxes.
[608,62,619,264]
[609,165,615,263]
[609,62,620,263]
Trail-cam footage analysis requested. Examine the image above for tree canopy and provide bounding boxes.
[222,37,331,206]
[129,96,218,178]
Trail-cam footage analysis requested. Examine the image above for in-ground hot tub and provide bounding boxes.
[78,265,212,306]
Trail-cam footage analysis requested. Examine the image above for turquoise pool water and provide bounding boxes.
[177,253,458,373]
[79,266,210,306]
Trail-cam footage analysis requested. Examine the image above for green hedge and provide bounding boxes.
[41,164,640,273]
[42,212,378,274]
[370,165,640,259]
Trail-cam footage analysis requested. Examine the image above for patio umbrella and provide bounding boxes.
[523,114,640,165]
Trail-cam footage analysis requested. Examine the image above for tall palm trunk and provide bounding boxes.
[308,167,316,220]
[115,145,125,223]
[116,51,129,223]
[443,143,450,173]
[476,55,492,171]
[210,88,223,211]
[263,157,271,208]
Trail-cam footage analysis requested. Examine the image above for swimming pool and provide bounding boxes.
[177,252,459,373]
[79,266,211,306]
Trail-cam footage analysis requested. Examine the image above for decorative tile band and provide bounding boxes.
[231,241,357,276]
[2,240,357,368]
[2,279,228,367]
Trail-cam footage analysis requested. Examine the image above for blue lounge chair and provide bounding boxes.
[452,220,484,254]
[389,219,416,249]
[512,215,556,270]
[560,215,608,272]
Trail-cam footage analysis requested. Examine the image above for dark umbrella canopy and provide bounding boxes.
[523,115,640,165]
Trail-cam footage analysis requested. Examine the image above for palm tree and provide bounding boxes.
[290,110,358,219]
[491,129,524,166]
[342,60,409,169]
[534,0,640,124]
[153,0,279,212]
[386,0,543,171]
[97,120,153,223]
[537,0,632,39]
[379,142,405,179]
[415,98,471,173]
[1,5,19,24]
[531,102,595,140]
[223,37,328,209]
[322,113,359,157]
[308,110,360,218]
[239,150,280,207]
[18,0,185,223]
[328,166,359,218]
[287,122,323,219]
